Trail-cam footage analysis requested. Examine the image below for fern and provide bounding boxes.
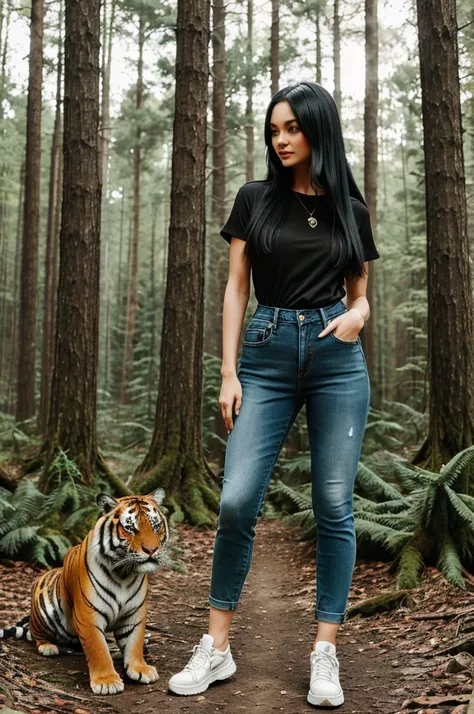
[458,493,474,510]
[443,484,474,532]
[438,446,474,488]
[353,511,415,531]
[354,517,406,547]
[396,542,425,589]
[38,479,80,520]
[356,462,408,502]
[353,495,407,514]
[436,534,465,589]
[270,481,312,512]
[0,480,46,537]
[0,526,41,556]
[282,509,317,540]
[63,505,99,530]
[278,454,311,477]
[0,462,106,566]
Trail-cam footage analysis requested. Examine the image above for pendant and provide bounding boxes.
[308,216,318,228]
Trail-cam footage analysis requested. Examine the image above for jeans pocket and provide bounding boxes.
[330,331,359,346]
[243,318,275,346]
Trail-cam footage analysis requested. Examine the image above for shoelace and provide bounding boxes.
[311,651,338,683]
[184,644,211,671]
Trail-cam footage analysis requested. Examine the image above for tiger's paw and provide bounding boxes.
[90,673,125,695]
[126,662,159,684]
[38,643,59,656]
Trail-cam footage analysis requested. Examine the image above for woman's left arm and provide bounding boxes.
[317,263,370,340]
[344,262,370,325]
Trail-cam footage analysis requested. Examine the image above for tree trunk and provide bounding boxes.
[7,162,24,413]
[99,0,116,187]
[205,0,229,451]
[271,0,279,96]
[16,0,44,422]
[121,14,144,404]
[0,195,9,398]
[134,0,219,525]
[40,0,127,494]
[0,0,11,406]
[414,0,474,472]
[245,0,254,182]
[39,1,63,433]
[333,0,341,115]
[204,0,227,358]
[362,0,378,401]
[315,5,322,84]
[147,200,158,420]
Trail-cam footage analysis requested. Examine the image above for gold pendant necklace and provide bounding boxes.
[292,190,318,228]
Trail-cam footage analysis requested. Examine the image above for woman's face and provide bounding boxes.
[270,100,311,168]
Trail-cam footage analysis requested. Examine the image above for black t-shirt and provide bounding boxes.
[220,180,380,309]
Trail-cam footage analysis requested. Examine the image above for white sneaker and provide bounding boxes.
[307,640,344,707]
[168,633,236,696]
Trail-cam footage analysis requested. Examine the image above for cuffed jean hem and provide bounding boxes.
[209,595,238,611]
[316,609,346,624]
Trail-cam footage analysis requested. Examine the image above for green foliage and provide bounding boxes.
[395,542,426,589]
[0,453,109,567]
[270,446,474,590]
[0,413,38,454]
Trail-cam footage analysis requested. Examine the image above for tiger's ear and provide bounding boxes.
[150,488,165,505]
[96,493,119,513]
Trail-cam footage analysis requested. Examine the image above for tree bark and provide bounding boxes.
[362,0,378,401]
[271,0,279,96]
[7,162,24,414]
[39,1,63,433]
[315,4,322,84]
[333,0,341,114]
[147,199,158,420]
[99,0,116,188]
[121,13,144,404]
[134,0,219,525]
[245,0,254,182]
[40,0,127,494]
[414,0,474,472]
[204,0,227,358]
[16,0,44,422]
[205,0,229,452]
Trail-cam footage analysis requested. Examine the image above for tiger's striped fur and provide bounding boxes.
[2,489,168,695]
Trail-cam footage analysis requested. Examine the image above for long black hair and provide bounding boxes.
[243,82,368,279]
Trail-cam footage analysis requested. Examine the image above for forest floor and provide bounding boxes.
[1,519,474,714]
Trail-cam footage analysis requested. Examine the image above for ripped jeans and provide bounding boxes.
[209,299,370,623]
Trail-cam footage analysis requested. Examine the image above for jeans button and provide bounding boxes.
[298,314,305,321]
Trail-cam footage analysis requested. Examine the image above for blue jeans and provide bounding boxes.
[209,299,371,624]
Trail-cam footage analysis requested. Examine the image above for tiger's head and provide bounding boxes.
[95,489,169,574]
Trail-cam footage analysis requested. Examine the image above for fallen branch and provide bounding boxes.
[346,590,415,618]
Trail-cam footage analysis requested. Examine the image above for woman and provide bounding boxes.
[168,81,380,708]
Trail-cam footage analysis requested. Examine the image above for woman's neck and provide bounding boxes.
[292,184,325,196]
[291,163,325,196]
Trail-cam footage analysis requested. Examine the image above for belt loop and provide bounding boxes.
[318,307,327,328]
[273,307,279,329]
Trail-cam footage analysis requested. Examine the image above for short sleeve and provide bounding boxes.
[220,185,252,244]
[351,199,380,262]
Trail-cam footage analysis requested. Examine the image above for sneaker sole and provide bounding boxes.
[307,690,344,707]
[168,658,237,696]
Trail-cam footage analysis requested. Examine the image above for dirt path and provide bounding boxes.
[1,520,473,714]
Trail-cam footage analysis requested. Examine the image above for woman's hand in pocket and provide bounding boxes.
[317,309,364,341]
[219,375,242,432]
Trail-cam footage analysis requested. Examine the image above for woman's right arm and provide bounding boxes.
[219,237,251,432]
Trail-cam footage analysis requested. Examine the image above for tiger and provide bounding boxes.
[0,489,169,695]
